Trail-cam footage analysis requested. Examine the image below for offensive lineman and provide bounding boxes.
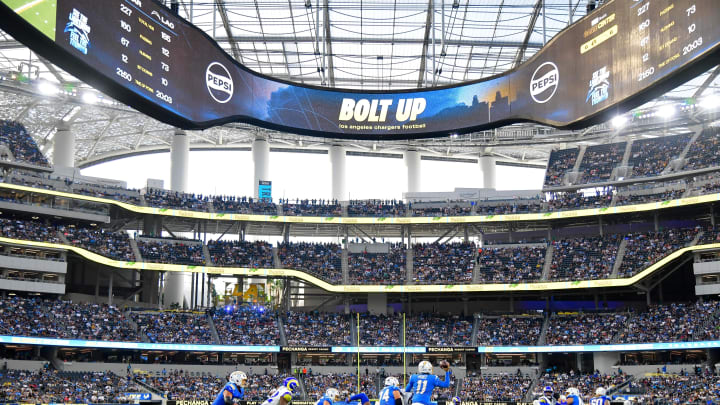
[405,361,452,405]
[263,377,300,405]
[213,371,247,405]
[589,387,610,405]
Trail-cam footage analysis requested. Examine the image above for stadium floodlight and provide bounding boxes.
[37,81,59,96]
[611,115,627,128]
[82,92,98,104]
[657,104,675,118]
[701,94,720,110]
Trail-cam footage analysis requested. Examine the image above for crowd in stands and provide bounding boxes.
[0,296,137,341]
[631,373,720,403]
[281,199,342,217]
[544,148,578,187]
[132,311,213,344]
[144,189,210,211]
[278,242,343,283]
[0,120,50,168]
[140,371,221,400]
[349,244,406,284]
[615,188,686,206]
[0,217,59,243]
[475,316,542,346]
[619,301,720,343]
[475,199,545,215]
[302,373,375,400]
[630,134,690,178]
[546,313,628,345]
[61,226,135,261]
[413,242,475,284]
[546,191,613,211]
[617,227,699,277]
[137,240,205,265]
[348,200,407,217]
[579,142,626,184]
[550,235,620,281]
[0,369,141,403]
[212,195,277,215]
[283,311,352,346]
[476,245,545,283]
[684,127,720,171]
[358,314,401,346]
[536,371,629,399]
[211,306,280,345]
[405,313,473,346]
[460,373,532,401]
[412,203,472,217]
[207,240,274,267]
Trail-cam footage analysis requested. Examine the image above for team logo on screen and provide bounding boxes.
[587,66,611,106]
[530,62,559,104]
[64,9,91,55]
[206,62,234,103]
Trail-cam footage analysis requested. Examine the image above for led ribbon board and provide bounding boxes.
[1,0,719,139]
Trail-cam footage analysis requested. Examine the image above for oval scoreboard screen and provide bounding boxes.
[1,0,719,139]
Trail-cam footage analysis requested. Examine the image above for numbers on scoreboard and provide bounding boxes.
[638,67,655,82]
[683,37,703,55]
[686,5,696,16]
[120,37,130,48]
[120,3,132,17]
[638,19,650,32]
[161,32,171,43]
[121,20,132,33]
[162,47,170,58]
[637,2,649,16]
[116,67,132,82]
[122,54,128,64]
[155,90,173,104]
[640,36,650,48]
[161,62,170,72]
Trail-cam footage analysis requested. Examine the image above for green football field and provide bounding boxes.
[2,0,57,40]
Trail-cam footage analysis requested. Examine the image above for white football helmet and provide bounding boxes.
[418,360,433,374]
[385,376,400,387]
[229,371,248,387]
[326,388,340,401]
[595,387,606,396]
[566,388,580,397]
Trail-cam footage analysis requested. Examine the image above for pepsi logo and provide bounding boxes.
[530,62,559,104]
[206,62,233,104]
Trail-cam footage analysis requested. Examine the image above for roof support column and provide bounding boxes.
[253,136,270,199]
[170,129,190,192]
[405,149,421,194]
[479,155,496,189]
[53,123,75,169]
[329,145,346,201]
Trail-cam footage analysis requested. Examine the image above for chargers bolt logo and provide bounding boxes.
[530,62,559,104]
[206,62,233,103]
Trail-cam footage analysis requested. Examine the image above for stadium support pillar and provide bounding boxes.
[329,145,347,201]
[368,293,387,315]
[108,270,114,306]
[405,150,421,194]
[170,129,190,192]
[53,123,75,168]
[253,136,270,198]
[479,155,496,189]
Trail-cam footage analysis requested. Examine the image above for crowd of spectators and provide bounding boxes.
[476,245,545,283]
[475,316,542,346]
[348,200,407,217]
[460,373,532,401]
[349,244,406,284]
[413,242,475,284]
[631,373,720,403]
[546,191,613,211]
[207,240,274,267]
[302,373,375,399]
[684,127,720,171]
[0,296,137,341]
[137,240,205,265]
[412,203,472,217]
[0,369,141,403]
[132,311,213,344]
[579,142,627,184]
[61,226,135,261]
[619,301,720,343]
[544,148,578,187]
[536,371,629,399]
[140,370,221,400]
[212,195,277,215]
[211,306,280,345]
[358,314,401,346]
[0,120,51,168]
[475,199,545,215]
[405,313,473,346]
[617,227,699,277]
[0,217,59,243]
[283,311,352,346]
[615,188,686,206]
[630,134,691,178]
[550,235,620,280]
[546,313,628,345]
[281,199,342,217]
[278,242,343,283]
[144,189,210,211]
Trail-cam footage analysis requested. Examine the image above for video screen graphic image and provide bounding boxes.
[1,0,57,40]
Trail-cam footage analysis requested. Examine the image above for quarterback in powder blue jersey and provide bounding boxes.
[565,388,583,405]
[405,361,451,405]
[317,388,341,405]
[212,371,247,405]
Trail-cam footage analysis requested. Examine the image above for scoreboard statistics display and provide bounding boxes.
[1,0,719,140]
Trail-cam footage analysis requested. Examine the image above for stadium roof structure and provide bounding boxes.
[0,0,718,168]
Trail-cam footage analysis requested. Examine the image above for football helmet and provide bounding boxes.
[229,371,248,387]
[418,360,433,374]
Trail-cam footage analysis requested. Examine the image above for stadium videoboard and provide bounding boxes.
[1,0,719,139]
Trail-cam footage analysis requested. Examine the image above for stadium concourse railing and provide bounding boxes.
[1,182,720,224]
[0,235,718,293]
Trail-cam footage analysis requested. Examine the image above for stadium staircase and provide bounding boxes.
[608,376,635,396]
[620,139,634,168]
[342,248,349,284]
[138,193,147,206]
[540,245,554,281]
[350,315,359,346]
[207,200,216,213]
[203,244,214,265]
[273,247,282,269]
[470,315,480,346]
[297,375,310,400]
[406,247,414,284]
[56,230,70,244]
[524,379,539,402]
[690,230,704,246]
[129,238,143,262]
[537,315,550,345]
[277,316,288,345]
[125,310,142,339]
[610,238,629,278]
[666,125,704,174]
[206,314,222,344]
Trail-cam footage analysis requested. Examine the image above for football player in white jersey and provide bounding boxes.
[263,377,300,405]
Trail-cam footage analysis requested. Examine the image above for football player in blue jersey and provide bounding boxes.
[405,361,451,405]
[378,377,404,405]
[212,371,247,405]
[589,387,610,405]
[317,388,341,405]
[565,388,583,405]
